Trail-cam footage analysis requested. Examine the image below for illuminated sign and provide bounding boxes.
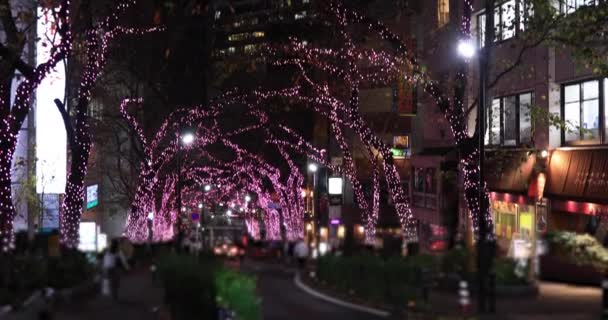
[86,184,98,209]
[392,136,410,159]
[78,222,97,252]
[328,177,343,195]
[35,6,67,194]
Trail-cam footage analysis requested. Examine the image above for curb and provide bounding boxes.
[293,272,391,318]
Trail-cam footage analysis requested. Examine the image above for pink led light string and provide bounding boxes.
[329,0,493,238]
[58,2,164,247]
[0,0,72,251]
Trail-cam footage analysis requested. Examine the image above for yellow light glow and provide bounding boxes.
[320,227,329,240]
[337,226,345,239]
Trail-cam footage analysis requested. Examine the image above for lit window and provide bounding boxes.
[563,80,601,143]
[477,0,532,47]
[244,44,258,54]
[295,11,307,20]
[253,31,265,38]
[562,0,597,14]
[487,92,534,146]
[437,0,449,28]
[214,11,221,20]
[228,47,235,55]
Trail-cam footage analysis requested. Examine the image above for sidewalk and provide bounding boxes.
[423,282,601,320]
[52,269,164,320]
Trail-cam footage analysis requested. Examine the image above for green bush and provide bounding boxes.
[545,231,608,272]
[215,268,260,320]
[0,250,94,307]
[317,254,437,308]
[158,254,217,320]
[440,247,468,276]
[493,257,529,286]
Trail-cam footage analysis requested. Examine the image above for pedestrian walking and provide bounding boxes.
[102,239,130,300]
[294,238,309,269]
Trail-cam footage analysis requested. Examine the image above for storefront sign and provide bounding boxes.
[547,150,608,202]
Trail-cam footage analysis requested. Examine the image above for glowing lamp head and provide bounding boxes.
[198,203,203,209]
[540,150,549,158]
[308,163,318,173]
[147,212,154,221]
[181,207,186,212]
[226,209,232,215]
[204,184,212,192]
[457,39,476,59]
[181,132,195,145]
[245,195,252,202]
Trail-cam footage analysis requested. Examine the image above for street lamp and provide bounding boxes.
[245,195,252,202]
[458,9,494,311]
[308,163,321,253]
[181,132,195,145]
[147,212,154,246]
[308,163,318,173]
[198,203,203,209]
[457,39,476,59]
[204,184,212,192]
[175,131,195,248]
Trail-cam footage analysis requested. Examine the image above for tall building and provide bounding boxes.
[467,0,608,259]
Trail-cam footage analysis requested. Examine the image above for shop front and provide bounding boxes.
[546,149,608,235]
[490,193,544,257]
[485,152,542,258]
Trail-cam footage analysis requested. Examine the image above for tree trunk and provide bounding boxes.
[0,121,16,252]
[59,139,90,248]
[458,137,493,238]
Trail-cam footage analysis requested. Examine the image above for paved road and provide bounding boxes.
[243,262,386,320]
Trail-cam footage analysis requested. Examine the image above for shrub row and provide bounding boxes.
[0,250,94,307]
[157,253,260,320]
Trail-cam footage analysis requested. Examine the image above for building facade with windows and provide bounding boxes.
[469,0,608,258]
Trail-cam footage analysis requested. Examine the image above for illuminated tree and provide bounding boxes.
[0,0,72,251]
[54,1,163,248]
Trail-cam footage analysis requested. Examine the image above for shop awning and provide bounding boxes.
[485,152,536,193]
[546,149,608,203]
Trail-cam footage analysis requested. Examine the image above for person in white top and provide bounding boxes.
[294,238,309,269]
[102,239,130,300]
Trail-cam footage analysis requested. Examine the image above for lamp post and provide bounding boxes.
[457,5,494,311]
[147,211,154,250]
[308,163,319,255]
[175,132,194,248]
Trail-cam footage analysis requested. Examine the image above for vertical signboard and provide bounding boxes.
[35,6,67,194]
[86,185,99,209]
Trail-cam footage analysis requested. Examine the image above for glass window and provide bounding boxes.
[437,0,450,28]
[562,0,597,14]
[563,80,600,143]
[477,0,535,47]
[582,100,599,140]
[519,93,532,144]
[501,0,517,40]
[503,95,517,146]
[477,13,486,48]
[489,99,501,145]
[488,92,534,146]
[519,0,533,31]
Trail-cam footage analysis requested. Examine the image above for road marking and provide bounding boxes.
[293,272,391,318]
